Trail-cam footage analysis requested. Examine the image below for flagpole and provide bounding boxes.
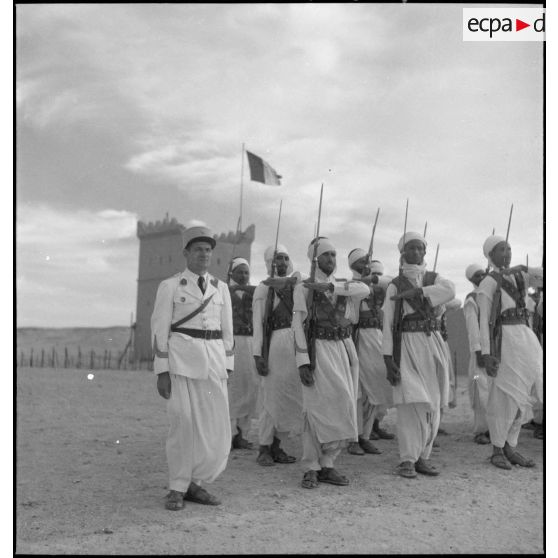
[239,143,245,233]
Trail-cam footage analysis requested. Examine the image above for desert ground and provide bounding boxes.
[16,365,544,555]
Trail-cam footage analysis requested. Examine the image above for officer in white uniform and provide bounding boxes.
[151,225,234,510]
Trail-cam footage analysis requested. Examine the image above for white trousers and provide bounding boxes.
[356,395,375,438]
[396,403,440,462]
[300,416,344,471]
[486,384,524,448]
[166,372,231,492]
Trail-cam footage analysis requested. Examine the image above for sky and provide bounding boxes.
[15,3,544,328]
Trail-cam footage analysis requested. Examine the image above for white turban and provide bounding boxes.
[398,232,427,253]
[483,235,506,259]
[230,257,249,271]
[348,248,367,269]
[465,263,484,281]
[307,237,335,261]
[369,260,384,275]
[264,244,293,276]
[264,244,289,263]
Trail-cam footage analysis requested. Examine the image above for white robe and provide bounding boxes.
[252,280,303,436]
[478,268,543,442]
[292,270,369,445]
[463,290,491,434]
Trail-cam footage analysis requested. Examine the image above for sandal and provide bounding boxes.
[183,483,221,506]
[474,432,491,445]
[271,447,296,464]
[415,458,440,476]
[165,490,185,511]
[358,437,382,455]
[504,450,535,468]
[301,470,319,489]
[317,467,349,486]
[490,453,512,470]
[394,461,417,478]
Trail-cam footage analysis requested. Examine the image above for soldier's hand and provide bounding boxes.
[502,265,527,275]
[157,371,171,399]
[298,365,314,387]
[391,287,422,301]
[475,351,484,368]
[383,356,401,386]
[482,355,499,377]
[227,369,233,375]
[303,282,333,293]
[254,356,268,376]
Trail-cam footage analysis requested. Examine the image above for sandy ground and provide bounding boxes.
[16,366,544,555]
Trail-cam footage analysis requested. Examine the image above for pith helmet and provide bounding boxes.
[183,226,216,249]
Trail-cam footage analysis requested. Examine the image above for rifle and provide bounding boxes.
[262,201,283,367]
[433,243,440,273]
[304,184,324,371]
[366,208,381,272]
[392,199,408,367]
[488,204,513,359]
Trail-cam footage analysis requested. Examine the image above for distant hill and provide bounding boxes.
[16,326,132,357]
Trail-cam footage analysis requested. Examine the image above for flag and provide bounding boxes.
[246,150,282,186]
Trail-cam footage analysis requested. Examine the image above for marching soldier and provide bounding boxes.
[382,232,455,478]
[463,263,491,445]
[478,235,543,469]
[292,237,369,489]
[227,257,260,450]
[252,245,302,466]
[151,225,234,510]
[347,249,393,456]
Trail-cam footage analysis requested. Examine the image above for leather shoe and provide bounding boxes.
[395,461,417,478]
[165,490,185,511]
[374,427,395,440]
[415,457,440,476]
[347,441,365,455]
[358,437,382,454]
[183,483,221,506]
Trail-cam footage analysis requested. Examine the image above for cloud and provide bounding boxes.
[16,205,139,326]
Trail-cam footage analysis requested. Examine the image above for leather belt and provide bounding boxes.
[171,327,222,340]
[314,325,353,341]
[271,318,292,331]
[358,317,382,330]
[401,317,440,335]
[234,325,253,336]
[501,308,529,326]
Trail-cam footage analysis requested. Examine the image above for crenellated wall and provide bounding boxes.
[134,216,255,361]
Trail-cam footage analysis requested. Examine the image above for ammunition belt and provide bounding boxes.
[234,325,253,336]
[314,325,353,341]
[401,317,441,335]
[501,307,530,326]
[358,316,382,330]
[271,317,292,331]
[171,327,222,340]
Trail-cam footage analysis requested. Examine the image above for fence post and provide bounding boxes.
[64,347,69,368]
[77,347,82,369]
[90,350,95,370]
[30,348,34,368]
[40,349,45,368]
[51,347,55,367]
[107,351,112,369]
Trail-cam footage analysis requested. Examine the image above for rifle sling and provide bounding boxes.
[490,272,526,309]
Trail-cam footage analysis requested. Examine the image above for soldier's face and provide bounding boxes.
[490,242,511,269]
[351,256,369,275]
[231,264,250,285]
[471,270,486,286]
[318,250,336,275]
[185,241,213,273]
[274,253,290,277]
[403,240,426,265]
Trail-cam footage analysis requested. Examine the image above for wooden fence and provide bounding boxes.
[16,347,152,371]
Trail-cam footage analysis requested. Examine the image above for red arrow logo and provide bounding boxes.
[516,19,530,31]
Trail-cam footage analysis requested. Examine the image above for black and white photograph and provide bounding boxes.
[15,2,547,554]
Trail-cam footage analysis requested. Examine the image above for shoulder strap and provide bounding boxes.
[171,293,215,329]
[491,272,526,309]
[391,275,430,318]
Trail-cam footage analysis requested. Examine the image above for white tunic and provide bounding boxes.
[292,270,369,444]
[477,268,543,413]
[382,269,455,411]
[252,279,303,434]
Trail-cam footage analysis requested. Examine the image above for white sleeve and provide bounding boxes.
[220,283,234,370]
[421,274,456,307]
[477,276,496,356]
[150,279,174,375]
[292,283,310,368]
[251,284,267,357]
[463,299,481,353]
[381,283,397,356]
